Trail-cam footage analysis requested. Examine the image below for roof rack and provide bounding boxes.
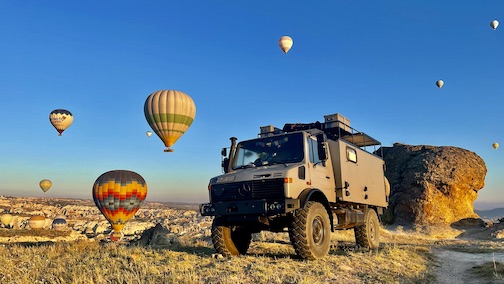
[259,113,382,154]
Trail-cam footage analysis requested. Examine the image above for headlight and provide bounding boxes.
[268,202,283,211]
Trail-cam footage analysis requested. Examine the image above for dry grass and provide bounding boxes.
[469,259,504,283]
[1,225,503,283]
[0,228,435,284]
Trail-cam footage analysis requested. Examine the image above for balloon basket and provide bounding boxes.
[110,231,124,242]
[164,148,174,152]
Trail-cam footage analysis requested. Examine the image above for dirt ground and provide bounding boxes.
[432,247,504,284]
[429,224,504,284]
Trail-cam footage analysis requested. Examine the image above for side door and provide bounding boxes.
[307,135,336,199]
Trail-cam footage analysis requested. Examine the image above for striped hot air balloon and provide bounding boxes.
[49,109,74,136]
[52,217,67,231]
[29,216,47,229]
[144,90,196,152]
[92,170,147,241]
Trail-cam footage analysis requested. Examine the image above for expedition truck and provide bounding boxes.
[200,113,390,260]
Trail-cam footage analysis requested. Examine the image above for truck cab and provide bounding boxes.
[200,113,389,260]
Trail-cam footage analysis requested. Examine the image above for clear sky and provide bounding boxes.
[0,1,503,209]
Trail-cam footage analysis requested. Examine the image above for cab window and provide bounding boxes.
[308,137,323,165]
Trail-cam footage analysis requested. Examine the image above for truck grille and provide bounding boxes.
[210,178,285,202]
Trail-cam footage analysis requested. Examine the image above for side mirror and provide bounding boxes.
[316,134,327,161]
[221,148,227,157]
[222,158,230,173]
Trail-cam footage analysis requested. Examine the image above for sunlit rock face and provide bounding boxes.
[381,143,486,226]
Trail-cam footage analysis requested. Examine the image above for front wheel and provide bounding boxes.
[354,208,380,249]
[211,218,252,257]
[289,201,331,260]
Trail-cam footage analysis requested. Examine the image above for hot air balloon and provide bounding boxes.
[29,216,46,229]
[492,143,499,149]
[146,131,152,137]
[436,80,444,88]
[1,214,13,228]
[39,179,52,193]
[491,20,499,30]
[278,36,293,54]
[49,109,74,136]
[144,90,196,152]
[92,170,148,241]
[52,217,67,231]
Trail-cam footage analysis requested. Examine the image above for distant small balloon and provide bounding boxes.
[278,36,293,54]
[436,80,444,88]
[29,216,46,229]
[39,179,52,193]
[491,20,499,30]
[492,142,499,149]
[1,214,13,227]
[49,109,74,136]
[52,218,67,231]
[146,131,152,137]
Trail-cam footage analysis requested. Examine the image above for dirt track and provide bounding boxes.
[433,247,504,284]
[429,225,504,284]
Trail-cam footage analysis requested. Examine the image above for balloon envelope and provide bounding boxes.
[491,20,499,30]
[49,109,74,136]
[493,143,499,149]
[52,218,67,231]
[436,80,444,88]
[146,131,152,137]
[29,216,46,229]
[92,170,147,237]
[144,90,196,152]
[39,179,52,192]
[278,36,293,54]
[1,214,13,227]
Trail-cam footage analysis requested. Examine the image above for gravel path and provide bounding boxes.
[432,247,504,284]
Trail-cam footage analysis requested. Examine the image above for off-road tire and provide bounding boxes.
[211,218,252,257]
[355,208,380,249]
[289,201,331,260]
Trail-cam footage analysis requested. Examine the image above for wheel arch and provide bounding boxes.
[297,188,334,231]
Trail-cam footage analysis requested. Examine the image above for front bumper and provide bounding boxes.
[200,198,300,216]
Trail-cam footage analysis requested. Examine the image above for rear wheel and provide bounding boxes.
[355,208,380,249]
[289,201,331,260]
[211,218,252,257]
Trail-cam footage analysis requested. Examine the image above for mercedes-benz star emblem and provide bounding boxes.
[238,183,252,196]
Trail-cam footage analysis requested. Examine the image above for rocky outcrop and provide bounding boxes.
[382,143,486,226]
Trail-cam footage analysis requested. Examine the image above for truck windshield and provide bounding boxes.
[232,132,304,169]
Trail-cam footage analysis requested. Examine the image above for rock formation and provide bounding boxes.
[381,143,487,226]
[0,196,213,244]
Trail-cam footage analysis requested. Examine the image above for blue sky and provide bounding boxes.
[0,1,503,209]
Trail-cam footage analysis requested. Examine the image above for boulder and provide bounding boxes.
[382,143,486,226]
[141,223,180,248]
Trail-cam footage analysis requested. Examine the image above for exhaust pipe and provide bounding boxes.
[227,137,237,171]
[223,137,237,173]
